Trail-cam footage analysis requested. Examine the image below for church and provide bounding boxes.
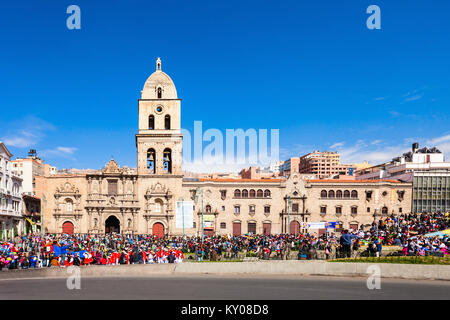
[36,59,412,236]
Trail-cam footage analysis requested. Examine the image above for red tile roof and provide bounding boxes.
[306,179,403,183]
[198,178,282,183]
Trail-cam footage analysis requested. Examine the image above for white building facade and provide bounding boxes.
[356,143,450,213]
[0,142,23,239]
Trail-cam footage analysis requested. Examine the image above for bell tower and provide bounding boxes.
[136,58,183,176]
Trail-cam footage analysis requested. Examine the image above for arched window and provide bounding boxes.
[344,190,350,198]
[234,189,241,198]
[336,190,342,198]
[320,190,327,198]
[165,115,171,130]
[242,189,248,198]
[257,189,263,198]
[163,148,172,173]
[154,199,163,213]
[65,199,73,213]
[13,183,19,195]
[351,190,358,198]
[205,205,211,213]
[249,189,256,198]
[147,148,156,174]
[148,115,154,130]
[382,206,388,214]
[328,190,335,198]
[264,190,271,198]
[157,87,162,99]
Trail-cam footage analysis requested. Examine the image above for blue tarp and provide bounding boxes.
[52,244,86,257]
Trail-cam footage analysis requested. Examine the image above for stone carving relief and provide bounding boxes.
[103,159,122,174]
[55,181,80,195]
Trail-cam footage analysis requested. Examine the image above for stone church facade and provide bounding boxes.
[37,59,412,236]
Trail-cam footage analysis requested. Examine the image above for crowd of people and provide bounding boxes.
[0,234,185,270]
[1,212,448,270]
[338,212,449,258]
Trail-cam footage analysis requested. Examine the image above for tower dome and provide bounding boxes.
[141,57,178,99]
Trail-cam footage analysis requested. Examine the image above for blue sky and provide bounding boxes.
[1,1,450,172]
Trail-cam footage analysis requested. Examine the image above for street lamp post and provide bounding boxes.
[178,197,185,237]
[42,194,46,237]
[287,196,292,234]
[194,187,204,245]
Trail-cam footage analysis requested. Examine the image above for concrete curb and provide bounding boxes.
[1,261,449,281]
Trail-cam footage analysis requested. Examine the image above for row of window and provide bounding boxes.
[1,199,21,211]
[203,204,271,215]
[320,190,358,198]
[320,206,358,215]
[148,115,170,130]
[192,222,266,235]
[319,206,401,215]
[234,189,271,198]
[192,221,263,231]
[0,177,20,194]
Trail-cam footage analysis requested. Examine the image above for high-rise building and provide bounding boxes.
[299,151,356,179]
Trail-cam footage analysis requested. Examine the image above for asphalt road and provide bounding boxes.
[0,274,449,299]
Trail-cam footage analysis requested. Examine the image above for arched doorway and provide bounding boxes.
[62,221,74,235]
[105,216,120,234]
[152,222,165,238]
[289,220,300,235]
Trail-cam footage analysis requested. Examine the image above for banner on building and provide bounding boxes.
[326,222,338,229]
[308,222,326,229]
[203,214,215,230]
[391,188,396,202]
[176,201,194,229]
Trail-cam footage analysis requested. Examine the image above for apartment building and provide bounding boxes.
[356,143,450,213]
[299,151,356,179]
[0,142,23,239]
[11,149,56,196]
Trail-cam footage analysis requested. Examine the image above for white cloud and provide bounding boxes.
[335,133,450,165]
[427,134,450,145]
[329,142,344,149]
[3,135,36,148]
[1,117,55,148]
[56,147,77,154]
[331,140,409,165]
[41,146,78,158]
[404,95,423,102]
